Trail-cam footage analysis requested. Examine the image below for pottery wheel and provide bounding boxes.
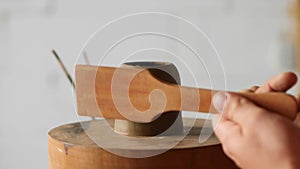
[49,118,219,151]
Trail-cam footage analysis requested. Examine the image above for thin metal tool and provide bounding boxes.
[52,50,76,89]
[52,50,96,120]
[83,51,91,65]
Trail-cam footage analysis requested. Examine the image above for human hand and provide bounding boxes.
[212,72,300,169]
[242,72,300,126]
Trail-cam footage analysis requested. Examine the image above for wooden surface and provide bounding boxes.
[48,118,238,169]
[114,62,183,136]
[75,64,298,122]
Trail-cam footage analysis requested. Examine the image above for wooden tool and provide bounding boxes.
[113,62,183,136]
[75,64,298,123]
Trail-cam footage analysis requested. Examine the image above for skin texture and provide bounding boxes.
[212,72,300,169]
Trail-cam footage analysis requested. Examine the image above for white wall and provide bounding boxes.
[0,0,296,168]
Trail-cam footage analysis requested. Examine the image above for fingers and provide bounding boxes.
[213,87,300,168]
[213,92,270,132]
[212,92,276,165]
[294,113,300,128]
[294,94,300,127]
[256,72,297,93]
[212,92,275,163]
[212,114,243,159]
[212,114,242,141]
[240,86,259,93]
[250,86,259,92]
[296,94,300,111]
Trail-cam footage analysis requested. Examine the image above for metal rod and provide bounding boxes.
[52,50,76,89]
[52,49,96,121]
[83,51,91,65]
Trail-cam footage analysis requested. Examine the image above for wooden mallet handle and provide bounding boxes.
[236,92,298,120]
[180,86,298,120]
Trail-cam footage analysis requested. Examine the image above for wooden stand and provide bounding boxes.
[48,118,238,169]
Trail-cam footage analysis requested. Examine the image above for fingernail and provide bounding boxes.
[213,92,227,113]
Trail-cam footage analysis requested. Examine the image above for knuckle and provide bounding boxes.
[226,94,249,113]
[250,85,259,90]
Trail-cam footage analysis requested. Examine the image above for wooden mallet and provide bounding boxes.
[75,64,298,123]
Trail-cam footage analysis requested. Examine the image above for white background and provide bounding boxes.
[0,0,297,168]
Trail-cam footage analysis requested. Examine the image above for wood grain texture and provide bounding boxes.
[75,65,298,122]
[48,119,238,169]
[113,62,183,136]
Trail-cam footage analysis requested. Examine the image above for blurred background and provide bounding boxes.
[0,0,299,168]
